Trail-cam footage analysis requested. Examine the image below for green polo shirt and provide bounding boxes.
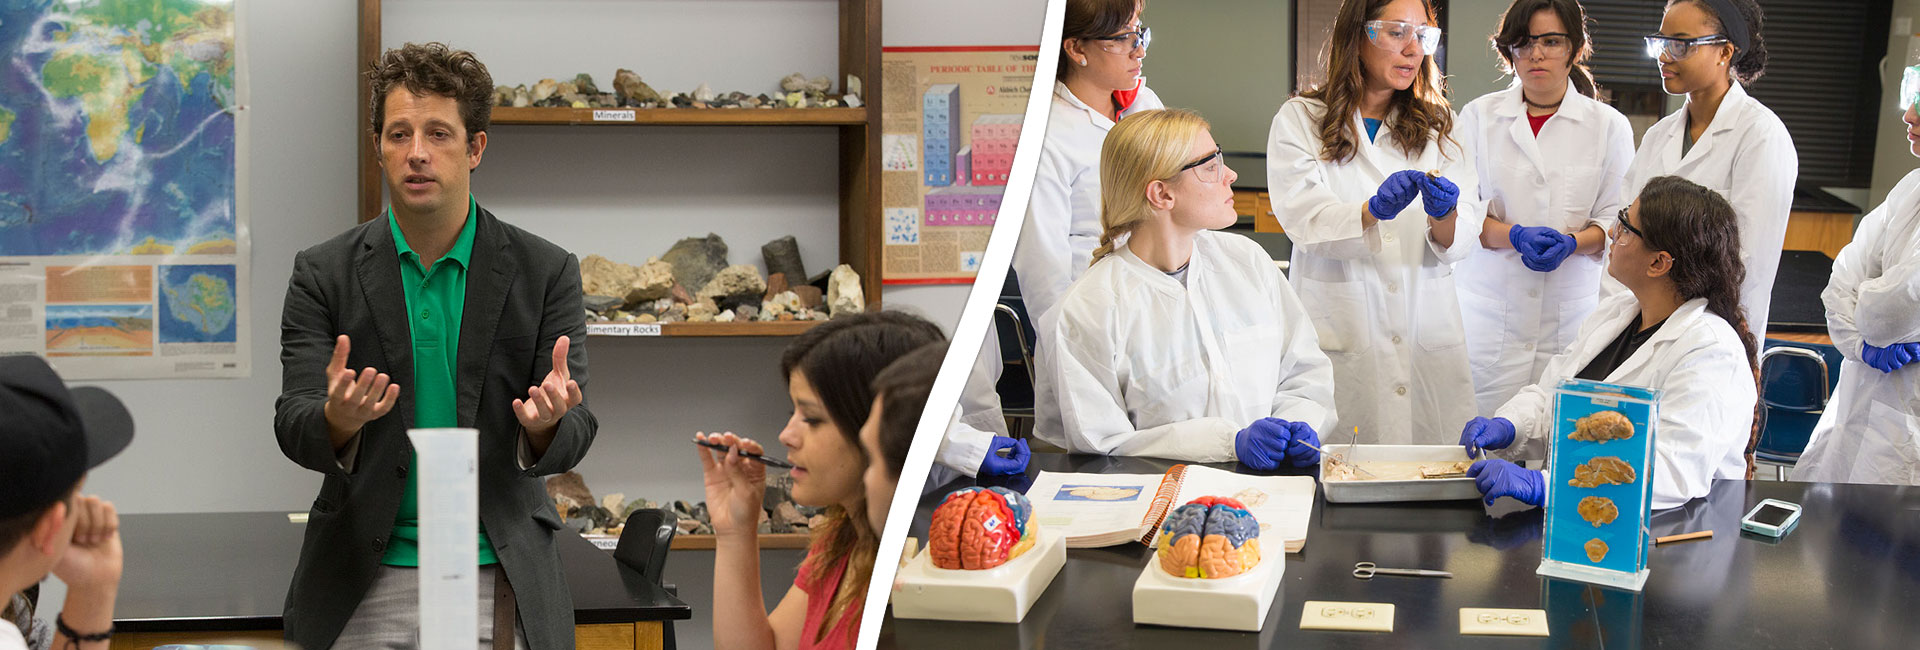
[383,196,497,567]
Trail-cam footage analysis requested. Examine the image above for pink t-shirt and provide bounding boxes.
[794,549,861,650]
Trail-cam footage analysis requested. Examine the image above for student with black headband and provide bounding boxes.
[1611,0,1795,347]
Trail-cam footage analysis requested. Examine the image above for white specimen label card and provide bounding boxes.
[586,323,662,336]
[1459,608,1550,636]
[1300,601,1394,632]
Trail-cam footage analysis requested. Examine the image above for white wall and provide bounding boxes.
[1446,0,1510,105]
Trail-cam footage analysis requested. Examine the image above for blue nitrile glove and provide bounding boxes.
[1421,174,1460,218]
[1458,416,1517,459]
[978,436,1031,476]
[1368,170,1426,221]
[1280,419,1321,468]
[1861,342,1920,374]
[1510,225,1575,272]
[1467,459,1546,507]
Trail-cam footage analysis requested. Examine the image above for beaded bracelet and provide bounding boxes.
[55,614,112,645]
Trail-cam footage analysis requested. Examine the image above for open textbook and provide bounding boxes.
[1024,465,1315,552]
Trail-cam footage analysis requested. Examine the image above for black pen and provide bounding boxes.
[695,439,795,469]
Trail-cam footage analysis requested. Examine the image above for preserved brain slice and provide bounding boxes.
[1585,538,1608,562]
[1570,411,1635,443]
[928,486,1036,570]
[1578,496,1618,527]
[1569,457,1638,488]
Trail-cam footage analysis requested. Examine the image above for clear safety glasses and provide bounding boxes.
[1900,65,1920,111]
[1091,26,1152,55]
[1509,32,1571,60]
[1364,20,1441,56]
[1643,34,1729,61]
[1174,148,1229,185]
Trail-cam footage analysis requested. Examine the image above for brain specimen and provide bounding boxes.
[1569,457,1638,488]
[1155,496,1261,579]
[1585,538,1609,562]
[928,487,1036,570]
[1570,411,1635,443]
[1578,496,1619,527]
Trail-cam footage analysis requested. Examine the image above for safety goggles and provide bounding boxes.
[1090,25,1152,55]
[1173,148,1229,185]
[1643,34,1729,61]
[1611,207,1649,243]
[1364,20,1442,56]
[1900,65,1920,111]
[1508,32,1571,59]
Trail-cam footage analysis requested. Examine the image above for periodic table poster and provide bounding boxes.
[879,46,1036,284]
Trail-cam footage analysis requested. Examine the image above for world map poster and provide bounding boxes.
[0,0,247,379]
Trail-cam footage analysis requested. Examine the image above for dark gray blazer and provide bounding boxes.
[274,205,595,650]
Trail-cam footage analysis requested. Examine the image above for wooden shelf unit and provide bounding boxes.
[356,0,883,306]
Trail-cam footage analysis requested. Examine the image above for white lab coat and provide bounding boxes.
[1456,80,1636,416]
[1793,169,1920,485]
[935,337,1011,477]
[1615,82,1797,344]
[1035,231,1337,461]
[1493,294,1755,510]
[1265,96,1485,444]
[1015,80,1165,321]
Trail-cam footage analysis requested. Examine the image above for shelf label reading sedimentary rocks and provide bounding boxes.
[587,323,661,336]
[592,109,637,122]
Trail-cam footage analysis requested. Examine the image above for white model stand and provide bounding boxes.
[1131,547,1285,631]
[891,529,1066,623]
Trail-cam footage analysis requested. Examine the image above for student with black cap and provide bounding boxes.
[0,356,135,650]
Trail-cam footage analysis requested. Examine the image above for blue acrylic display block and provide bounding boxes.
[1537,379,1659,591]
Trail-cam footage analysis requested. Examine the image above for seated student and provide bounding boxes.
[862,342,948,532]
[696,312,946,650]
[0,356,135,650]
[1461,176,1757,510]
[1035,108,1336,467]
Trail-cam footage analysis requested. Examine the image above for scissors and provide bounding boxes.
[1353,562,1453,580]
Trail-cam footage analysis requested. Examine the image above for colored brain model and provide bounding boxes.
[928,487,1036,570]
[1155,496,1261,579]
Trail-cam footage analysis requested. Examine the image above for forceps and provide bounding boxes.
[1353,562,1453,579]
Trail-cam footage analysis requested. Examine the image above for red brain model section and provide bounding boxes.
[928,487,1028,570]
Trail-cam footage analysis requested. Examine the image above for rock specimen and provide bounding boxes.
[793,285,824,309]
[546,471,595,515]
[1156,496,1260,579]
[927,486,1035,570]
[1571,411,1635,443]
[693,82,715,102]
[613,68,661,106]
[761,236,807,285]
[531,78,558,104]
[632,257,674,302]
[511,85,531,107]
[1569,457,1637,488]
[781,72,809,92]
[581,254,640,299]
[662,234,729,293]
[1578,496,1618,527]
[582,295,623,315]
[1585,538,1608,562]
[765,273,790,298]
[573,72,599,96]
[687,301,718,322]
[827,264,865,317]
[698,264,768,309]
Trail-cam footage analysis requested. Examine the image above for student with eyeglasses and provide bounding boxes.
[1613,0,1794,348]
[1461,176,1758,511]
[1266,0,1483,445]
[1037,109,1336,467]
[941,0,1161,479]
[1792,70,1920,486]
[1454,0,1636,417]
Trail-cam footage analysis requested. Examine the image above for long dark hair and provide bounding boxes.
[1060,0,1143,81]
[1635,176,1757,370]
[1301,0,1456,164]
[779,310,946,637]
[1491,0,1598,97]
[1668,0,1768,84]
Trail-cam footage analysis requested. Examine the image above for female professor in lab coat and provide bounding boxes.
[1462,176,1758,511]
[1037,109,1337,467]
[1267,0,1483,444]
[1456,0,1635,416]
[936,0,1163,477]
[1793,75,1920,486]
[1616,0,1794,346]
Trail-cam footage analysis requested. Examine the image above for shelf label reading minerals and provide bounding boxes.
[593,109,637,122]
[880,46,1036,284]
[0,0,248,379]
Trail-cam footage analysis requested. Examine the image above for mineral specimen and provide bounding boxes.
[531,78,558,104]
[613,68,661,106]
[1569,457,1637,488]
[1577,496,1618,527]
[1155,496,1260,579]
[827,264,865,317]
[697,264,768,309]
[1571,410,1635,443]
[927,486,1036,570]
[662,233,729,293]
[780,72,809,92]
